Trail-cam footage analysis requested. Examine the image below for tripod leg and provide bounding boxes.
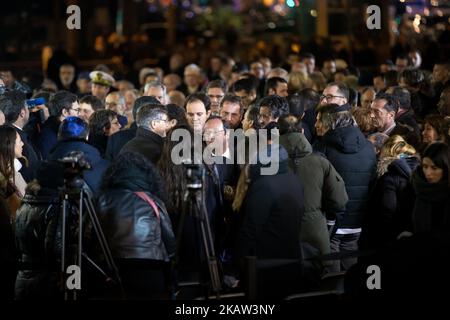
[61,195,68,300]
[75,192,84,301]
[82,195,124,295]
[194,196,222,296]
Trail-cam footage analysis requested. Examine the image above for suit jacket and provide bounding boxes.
[15,127,41,182]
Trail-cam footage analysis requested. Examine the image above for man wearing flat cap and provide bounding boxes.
[90,70,115,102]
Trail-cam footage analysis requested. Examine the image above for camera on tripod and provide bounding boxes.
[183,159,205,190]
[56,151,122,300]
[179,158,222,297]
[58,151,91,190]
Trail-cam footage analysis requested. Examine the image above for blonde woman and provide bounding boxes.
[287,71,313,94]
[363,135,420,248]
[377,135,418,177]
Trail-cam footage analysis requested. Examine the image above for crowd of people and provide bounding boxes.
[0,47,449,300]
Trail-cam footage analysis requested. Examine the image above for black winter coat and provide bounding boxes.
[362,156,420,249]
[237,162,304,260]
[411,169,450,239]
[34,116,60,160]
[49,139,109,194]
[314,126,377,229]
[395,109,420,136]
[105,123,137,160]
[120,127,164,164]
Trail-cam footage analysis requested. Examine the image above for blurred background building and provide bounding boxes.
[0,0,449,84]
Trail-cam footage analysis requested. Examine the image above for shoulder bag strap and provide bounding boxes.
[134,191,160,220]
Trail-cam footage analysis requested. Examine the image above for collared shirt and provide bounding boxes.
[12,123,23,131]
[13,158,27,197]
[212,147,231,160]
[382,122,396,136]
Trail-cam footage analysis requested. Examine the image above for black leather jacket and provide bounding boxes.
[14,186,61,299]
[15,188,61,269]
[96,189,176,262]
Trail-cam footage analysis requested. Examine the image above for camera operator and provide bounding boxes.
[96,152,176,299]
[48,117,108,195]
[14,162,65,300]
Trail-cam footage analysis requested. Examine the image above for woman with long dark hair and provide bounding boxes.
[0,125,26,203]
[0,125,27,299]
[157,123,192,217]
[88,110,121,156]
[156,123,201,279]
[420,114,449,151]
[157,123,224,287]
[411,142,450,239]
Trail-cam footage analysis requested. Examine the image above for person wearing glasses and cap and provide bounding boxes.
[90,70,115,102]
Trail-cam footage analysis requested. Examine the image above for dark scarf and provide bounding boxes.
[412,170,450,235]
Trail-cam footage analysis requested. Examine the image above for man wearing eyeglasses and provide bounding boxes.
[301,83,350,143]
[144,81,168,105]
[120,104,168,164]
[105,92,128,128]
[319,83,350,111]
[203,116,230,160]
[34,91,80,160]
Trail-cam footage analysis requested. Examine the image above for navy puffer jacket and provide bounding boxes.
[314,126,376,228]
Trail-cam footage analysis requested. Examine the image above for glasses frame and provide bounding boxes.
[320,94,346,101]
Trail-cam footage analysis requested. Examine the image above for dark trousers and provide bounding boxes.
[115,259,170,300]
[328,233,360,273]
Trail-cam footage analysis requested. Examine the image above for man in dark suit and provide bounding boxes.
[35,90,80,160]
[0,90,40,181]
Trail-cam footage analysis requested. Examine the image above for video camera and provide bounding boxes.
[183,160,205,190]
[58,151,91,189]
